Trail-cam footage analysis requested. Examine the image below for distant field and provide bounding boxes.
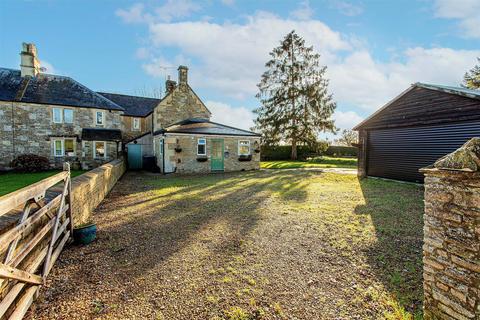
[261,156,357,169]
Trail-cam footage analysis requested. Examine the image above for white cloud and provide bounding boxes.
[146,12,350,99]
[115,1,201,24]
[143,11,480,110]
[333,110,363,130]
[330,0,363,16]
[434,0,480,38]
[155,0,201,22]
[135,47,150,60]
[115,3,151,24]
[290,1,314,21]
[206,100,254,130]
[117,5,480,123]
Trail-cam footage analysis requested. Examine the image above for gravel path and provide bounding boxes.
[30,170,424,320]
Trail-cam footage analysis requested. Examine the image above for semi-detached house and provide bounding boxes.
[0,43,261,173]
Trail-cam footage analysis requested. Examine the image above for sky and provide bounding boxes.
[1,0,479,139]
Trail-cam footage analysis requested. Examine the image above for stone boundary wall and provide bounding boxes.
[421,138,480,320]
[70,158,126,226]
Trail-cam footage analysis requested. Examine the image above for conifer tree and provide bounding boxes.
[463,58,480,89]
[254,30,336,160]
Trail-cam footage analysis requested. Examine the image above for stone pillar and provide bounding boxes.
[420,138,480,320]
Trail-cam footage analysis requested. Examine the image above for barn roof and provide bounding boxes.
[154,118,261,137]
[416,83,480,100]
[0,68,124,111]
[354,83,480,130]
[97,92,161,117]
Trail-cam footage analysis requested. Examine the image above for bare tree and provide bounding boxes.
[134,85,164,98]
[335,129,358,146]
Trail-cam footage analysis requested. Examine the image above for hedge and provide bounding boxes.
[325,146,358,157]
[261,145,357,160]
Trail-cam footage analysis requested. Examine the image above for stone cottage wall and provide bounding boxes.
[158,135,260,174]
[153,85,211,131]
[0,101,122,169]
[122,114,152,142]
[421,138,480,320]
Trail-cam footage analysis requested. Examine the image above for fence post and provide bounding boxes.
[420,138,480,320]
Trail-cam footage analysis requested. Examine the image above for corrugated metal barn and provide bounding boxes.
[354,83,480,183]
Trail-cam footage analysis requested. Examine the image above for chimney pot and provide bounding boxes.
[165,78,177,95]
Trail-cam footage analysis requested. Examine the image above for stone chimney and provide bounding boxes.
[178,65,188,86]
[165,75,177,95]
[20,43,41,77]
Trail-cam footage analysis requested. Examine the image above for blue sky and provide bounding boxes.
[1,0,479,138]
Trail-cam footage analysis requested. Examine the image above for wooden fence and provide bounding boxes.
[0,163,73,319]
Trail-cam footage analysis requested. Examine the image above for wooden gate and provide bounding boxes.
[0,163,73,319]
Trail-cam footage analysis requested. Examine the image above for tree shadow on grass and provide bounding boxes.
[355,177,424,318]
[37,169,317,318]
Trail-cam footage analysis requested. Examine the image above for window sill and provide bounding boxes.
[238,155,252,161]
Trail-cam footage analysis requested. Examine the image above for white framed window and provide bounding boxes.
[238,140,251,155]
[94,141,106,159]
[132,117,140,130]
[52,108,62,123]
[197,138,206,156]
[63,109,73,124]
[52,138,75,157]
[53,139,63,157]
[95,111,105,126]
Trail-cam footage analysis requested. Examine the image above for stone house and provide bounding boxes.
[151,66,261,173]
[0,44,124,170]
[0,43,261,173]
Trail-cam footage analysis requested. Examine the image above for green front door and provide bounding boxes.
[210,139,224,171]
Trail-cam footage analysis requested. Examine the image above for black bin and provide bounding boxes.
[142,156,158,172]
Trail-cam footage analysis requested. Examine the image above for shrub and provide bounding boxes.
[261,143,357,160]
[10,154,50,172]
[324,146,358,157]
[261,144,324,161]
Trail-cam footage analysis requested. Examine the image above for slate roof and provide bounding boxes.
[0,68,123,111]
[97,92,161,117]
[81,128,122,141]
[154,118,261,137]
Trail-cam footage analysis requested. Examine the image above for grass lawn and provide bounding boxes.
[261,156,357,169]
[0,170,85,197]
[35,170,424,319]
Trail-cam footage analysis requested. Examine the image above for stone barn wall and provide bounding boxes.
[421,138,480,320]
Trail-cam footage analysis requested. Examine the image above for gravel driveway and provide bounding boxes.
[30,170,424,320]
